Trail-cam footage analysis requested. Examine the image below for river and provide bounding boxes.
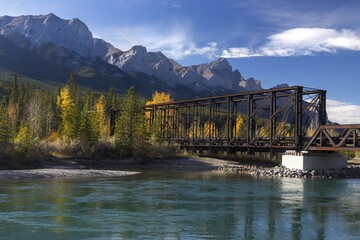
[1,171,360,239]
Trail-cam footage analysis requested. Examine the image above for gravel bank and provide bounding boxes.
[217,163,360,178]
[0,169,139,179]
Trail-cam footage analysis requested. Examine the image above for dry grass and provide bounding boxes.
[141,141,181,160]
[349,158,360,165]
[5,136,183,162]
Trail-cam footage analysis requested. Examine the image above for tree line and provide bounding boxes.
[0,74,175,160]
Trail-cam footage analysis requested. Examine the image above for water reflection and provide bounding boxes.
[0,173,360,239]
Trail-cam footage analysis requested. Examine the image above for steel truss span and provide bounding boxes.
[144,86,360,153]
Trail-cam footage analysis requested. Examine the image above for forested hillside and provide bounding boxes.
[0,73,177,162]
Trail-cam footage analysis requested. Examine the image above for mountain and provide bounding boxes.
[107,45,261,92]
[0,13,262,98]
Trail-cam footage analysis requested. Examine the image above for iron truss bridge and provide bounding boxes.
[144,86,360,153]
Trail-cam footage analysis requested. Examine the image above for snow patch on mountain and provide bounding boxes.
[0,13,97,56]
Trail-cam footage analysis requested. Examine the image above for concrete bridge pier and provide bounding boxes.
[282,150,347,171]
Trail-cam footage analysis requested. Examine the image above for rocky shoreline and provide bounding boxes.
[1,157,360,179]
[217,164,360,178]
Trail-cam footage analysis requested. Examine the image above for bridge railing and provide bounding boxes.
[304,124,360,151]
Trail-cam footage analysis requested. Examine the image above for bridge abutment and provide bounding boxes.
[282,151,347,171]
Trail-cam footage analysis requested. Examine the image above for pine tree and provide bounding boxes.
[56,74,81,141]
[14,124,35,157]
[0,98,11,155]
[115,86,149,157]
[7,75,20,136]
[79,97,98,145]
[68,72,79,101]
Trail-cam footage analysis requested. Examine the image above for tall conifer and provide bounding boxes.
[115,86,149,157]
[0,98,11,154]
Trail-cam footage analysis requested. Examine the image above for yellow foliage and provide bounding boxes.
[57,86,73,112]
[95,94,110,138]
[188,124,200,138]
[233,113,245,137]
[203,121,218,138]
[15,125,30,144]
[146,91,173,135]
[14,125,35,154]
[57,86,77,139]
[48,132,59,142]
[146,91,172,106]
[259,126,269,137]
[306,127,317,137]
[277,122,291,137]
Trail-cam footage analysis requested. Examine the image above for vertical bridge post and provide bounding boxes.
[295,86,303,150]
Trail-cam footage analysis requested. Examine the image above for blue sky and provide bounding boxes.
[0,0,360,123]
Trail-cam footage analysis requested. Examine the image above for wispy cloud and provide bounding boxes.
[96,24,217,60]
[161,1,182,8]
[229,0,360,29]
[222,28,360,58]
[327,99,360,124]
[183,42,218,58]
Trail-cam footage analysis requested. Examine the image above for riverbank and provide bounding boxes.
[0,169,139,179]
[218,162,360,178]
[1,156,360,179]
[0,157,228,179]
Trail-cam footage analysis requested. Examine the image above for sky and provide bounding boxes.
[0,0,360,123]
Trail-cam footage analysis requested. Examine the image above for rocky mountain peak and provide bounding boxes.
[129,45,147,54]
[43,13,60,23]
[208,57,232,71]
[0,13,94,56]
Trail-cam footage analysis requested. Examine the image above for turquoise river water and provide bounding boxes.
[1,171,360,239]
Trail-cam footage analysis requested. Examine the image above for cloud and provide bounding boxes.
[183,42,218,58]
[327,99,360,124]
[222,28,360,58]
[96,24,217,60]
[229,0,360,29]
[161,1,182,8]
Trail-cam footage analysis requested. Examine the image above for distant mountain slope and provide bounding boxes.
[0,34,150,93]
[0,13,262,98]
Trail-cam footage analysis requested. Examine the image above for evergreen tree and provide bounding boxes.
[0,98,11,155]
[106,87,119,120]
[14,123,35,157]
[18,83,30,126]
[115,86,149,157]
[7,75,20,136]
[9,74,19,105]
[56,73,81,140]
[68,72,80,100]
[79,96,98,145]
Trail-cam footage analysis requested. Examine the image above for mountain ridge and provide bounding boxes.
[0,13,262,98]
